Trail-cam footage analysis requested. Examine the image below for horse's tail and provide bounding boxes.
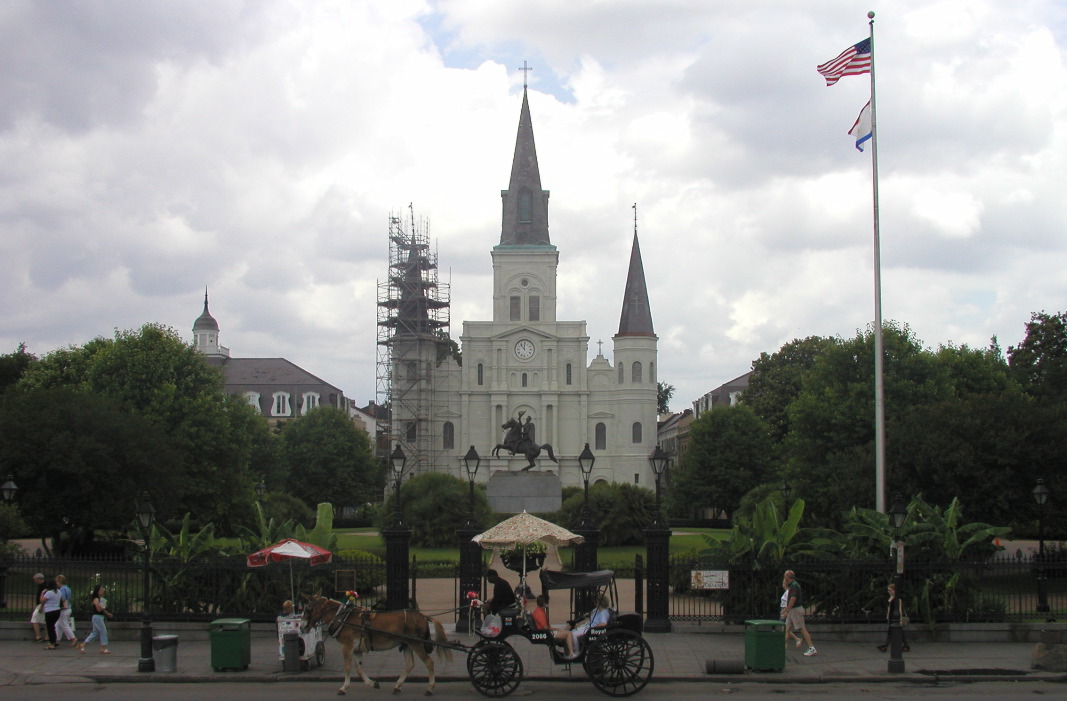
[429,616,452,664]
[543,444,558,463]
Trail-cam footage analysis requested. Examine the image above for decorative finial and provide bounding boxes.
[868,10,875,19]
[519,60,533,89]
[632,203,638,235]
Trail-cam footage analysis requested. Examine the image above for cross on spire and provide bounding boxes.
[519,60,533,89]
[597,339,603,356]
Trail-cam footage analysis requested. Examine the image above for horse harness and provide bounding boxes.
[326,602,422,653]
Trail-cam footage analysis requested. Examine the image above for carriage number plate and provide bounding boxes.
[530,632,549,642]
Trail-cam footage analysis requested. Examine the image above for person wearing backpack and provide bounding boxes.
[78,584,113,654]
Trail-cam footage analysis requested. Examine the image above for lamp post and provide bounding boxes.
[137,491,156,673]
[255,478,266,500]
[887,495,908,674]
[643,445,672,633]
[456,446,483,633]
[573,444,600,614]
[383,444,412,610]
[1033,479,1051,617]
[0,475,17,609]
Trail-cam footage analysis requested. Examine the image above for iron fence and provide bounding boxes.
[0,554,387,623]
[667,554,1067,624]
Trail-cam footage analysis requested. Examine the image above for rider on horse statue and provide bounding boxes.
[494,410,558,471]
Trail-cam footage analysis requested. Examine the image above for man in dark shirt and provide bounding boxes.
[486,569,517,613]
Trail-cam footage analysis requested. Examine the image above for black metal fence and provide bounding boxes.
[0,554,388,623]
[667,553,1067,624]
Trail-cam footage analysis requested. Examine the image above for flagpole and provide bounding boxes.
[868,10,886,514]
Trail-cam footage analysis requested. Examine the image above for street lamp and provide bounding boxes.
[578,443,596,523]
[644,445,672,633]
[0,475,16,609]
[1033,479,1052,616]
[648,445,669,526]
[456,446,483,633]
[462,446,481,524]
[779,481,793,505]
[136,491,156,673]
[1,475,17,503]
[390,443,408,525]
[255,478,266,500]
[887,495,908,674]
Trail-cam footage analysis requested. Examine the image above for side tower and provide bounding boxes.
[610,208,659,485]
[192,289,229,358]
[376,208,452,475]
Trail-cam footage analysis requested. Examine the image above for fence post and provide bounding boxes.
[634,554,644,617]
[643,522,672,633]
[456,521,483,633]
[383,523,412,610]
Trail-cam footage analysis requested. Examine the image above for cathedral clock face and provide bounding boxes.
[514,339,535,360]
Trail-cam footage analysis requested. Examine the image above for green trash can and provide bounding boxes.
[209,618,252,672]
[744,619,785,672]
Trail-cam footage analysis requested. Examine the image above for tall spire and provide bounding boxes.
[500,87,550,246]
[617,205,655,337]
[193,287,219,332]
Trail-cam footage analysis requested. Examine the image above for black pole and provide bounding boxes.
[643,472,671,633]
[1037,506,1050,615]
[456,472,482,633]
[137,528,155,672]
[384,473,411,610]
[573,476,600,615]
[887,569,905,673]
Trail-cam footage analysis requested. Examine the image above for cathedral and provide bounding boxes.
[383,87,660,490]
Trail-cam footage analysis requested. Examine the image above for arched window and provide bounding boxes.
[565,363,573,385]
[529,295,540,321]
[443,421,455,450]
[650,362,655,383]
[521,372,528,387]
[632,422,642,443]
[301,392,320,415]
[618,363,624,384]
[271,392,291,417]
[477,363,484,386]
[406,361,417,381]
[244,392,261,412]
[406,422,417,441]
[595,423,607,451]
[632,361,642,383]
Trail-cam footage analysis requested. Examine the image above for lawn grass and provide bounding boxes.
[333,527,727,569]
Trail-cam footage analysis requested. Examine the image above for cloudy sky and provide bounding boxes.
[3,0,1066,410]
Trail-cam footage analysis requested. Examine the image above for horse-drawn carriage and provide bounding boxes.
[467,568,654,698]
[300,568,654,697]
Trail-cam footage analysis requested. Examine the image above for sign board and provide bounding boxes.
[690,570,729,590]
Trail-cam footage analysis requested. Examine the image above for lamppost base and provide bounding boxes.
[138,619,154,672]
[887,658,905,673]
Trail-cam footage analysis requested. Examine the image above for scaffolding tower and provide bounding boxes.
[375,206,451,476]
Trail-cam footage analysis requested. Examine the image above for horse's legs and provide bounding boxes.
[338,644,353,695]
[411,643,437,696]
[393,646,416,694]
[355,650,377,689]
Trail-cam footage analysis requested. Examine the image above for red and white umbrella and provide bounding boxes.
[247,538,332,601]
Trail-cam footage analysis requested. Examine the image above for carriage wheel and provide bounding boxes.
[467,640,524,698]
[315,641,326,668]
[582,629,655,697]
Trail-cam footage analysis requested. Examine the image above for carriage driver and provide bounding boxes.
[485,569,517,614]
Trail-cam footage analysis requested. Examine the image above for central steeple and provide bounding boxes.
[500,88,551,246]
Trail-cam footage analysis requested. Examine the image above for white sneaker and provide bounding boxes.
[803,647,817,656]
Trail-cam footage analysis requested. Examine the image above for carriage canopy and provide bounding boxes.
[539,569,615,591]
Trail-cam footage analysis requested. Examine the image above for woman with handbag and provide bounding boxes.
[877,582,910,653]
[78,584,113,654]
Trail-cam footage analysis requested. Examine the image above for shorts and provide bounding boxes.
[784,607,807,630]
[30,604,45,625]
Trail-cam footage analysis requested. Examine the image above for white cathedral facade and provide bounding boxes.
[388,88,660,490]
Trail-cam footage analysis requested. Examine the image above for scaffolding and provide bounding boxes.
[375,206,451,476]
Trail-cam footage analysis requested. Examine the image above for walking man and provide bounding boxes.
[781,570,816,657]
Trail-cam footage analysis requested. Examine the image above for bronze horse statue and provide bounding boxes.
[301,594,451,696]
[492,416,558,470]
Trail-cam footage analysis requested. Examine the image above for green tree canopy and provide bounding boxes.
[1008,310,1067,398]
[280,407,380,510]
[668,405,774,521]
[378,472,492,548]
[743,336,836,443]
[559,482,656,547]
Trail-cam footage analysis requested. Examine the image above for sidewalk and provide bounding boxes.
[1,626,1063,687]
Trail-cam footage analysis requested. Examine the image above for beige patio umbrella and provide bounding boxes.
[473,511,584,597]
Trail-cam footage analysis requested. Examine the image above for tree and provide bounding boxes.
[18,324,263,530]
[558,482,656,546]
[743,336,836,443]
[378,472,492,547]
[0,343,35,393]
[0,387,183,554]
[280,407,380,510]
[1008,311,1067,398]
[657,382,675,414]
[668,405,774,521]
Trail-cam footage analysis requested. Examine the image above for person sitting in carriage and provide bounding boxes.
[570,594,613,656]
[531,595,576,658]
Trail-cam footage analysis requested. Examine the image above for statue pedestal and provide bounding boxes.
[487,471,562,514]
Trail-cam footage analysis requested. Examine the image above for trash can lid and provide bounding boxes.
[210,617,251,628]
[152,634,180,640]
[744,619,784,628]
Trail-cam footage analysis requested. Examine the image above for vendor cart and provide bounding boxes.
[277,613,326,670]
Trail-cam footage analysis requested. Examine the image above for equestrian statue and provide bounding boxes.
[491,410,558,470]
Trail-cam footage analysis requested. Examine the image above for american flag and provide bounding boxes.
[817,38,872,86]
